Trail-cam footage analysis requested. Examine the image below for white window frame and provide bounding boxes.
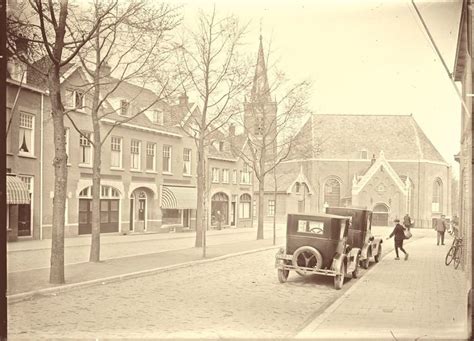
[120,100,129,116]
[18,112,35,157]
[18,175,34,235]
[162,145,172,173]
[65,89,85,111]
[110,136,123,169]
[183,148,192,176]
[239,194,251,219]
[222,169,229,183]
[131,140,141,171]
[232,169,237,184]
[212,168,220,183]
[268,200,275,217]
[79,132,92,166]
[146,142,156,172]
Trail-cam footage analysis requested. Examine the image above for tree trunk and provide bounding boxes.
[195,141,205,247]
[89,117,101,262]
[257,177,265,240]
[90,26,102,262]
[273,167,277,245]
[48,69,67,284]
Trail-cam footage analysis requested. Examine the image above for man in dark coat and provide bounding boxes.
[403,213,412,229]
[435,215,447,245]
[387,218,409,260]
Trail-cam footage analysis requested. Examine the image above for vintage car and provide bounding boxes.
[275,213,361,290]
[326,207,383,269]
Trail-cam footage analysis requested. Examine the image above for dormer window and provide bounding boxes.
[66,89,85,110]
[146,110,163,124]
[360,149,368,159]
[7,59,27,83]
[120,100,129,116]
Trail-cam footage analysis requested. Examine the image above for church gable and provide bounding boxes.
[352,151,407,196]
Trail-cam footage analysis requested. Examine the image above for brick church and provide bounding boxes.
[258,114,452,228]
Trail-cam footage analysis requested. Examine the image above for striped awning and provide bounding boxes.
[7,176,30,205]
[160,185,197,209]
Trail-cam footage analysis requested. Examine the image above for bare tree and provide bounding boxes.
[232,36,310,240]
[177,7,251,248]
[63,0,181,262]
[7,0,120,284]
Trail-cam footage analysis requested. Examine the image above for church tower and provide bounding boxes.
[244,35,277,158]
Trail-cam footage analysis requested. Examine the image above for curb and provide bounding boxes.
[8,245,280,304]
[294,236,422,338]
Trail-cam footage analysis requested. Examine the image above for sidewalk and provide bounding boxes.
[296,234,468,340]
[7,236,284,301]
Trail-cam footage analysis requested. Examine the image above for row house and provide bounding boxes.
[6,57,260,240]
[452,0,473,335]
[207,133,254,229]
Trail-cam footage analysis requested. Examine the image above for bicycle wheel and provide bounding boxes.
[454,247,463,269]
[445,246,456,266]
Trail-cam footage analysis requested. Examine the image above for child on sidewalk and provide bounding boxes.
[387,218,409,260]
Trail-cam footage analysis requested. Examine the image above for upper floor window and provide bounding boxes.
[295,182,301,193]
[212,168,220,183]
[146,142,156,171]
[183,148,192,175]
[110,137,122,168]
[7,59,27,82]
[66,89,85,110]
[120,100,129,116]
[147,110,163,125]
[19,112,34,156]
[232,169,237,184]
[163,145,172,173]
[240,164,251,184]
[222,169,229,183]
[219,141,225,152]
[79,132,92,165]
[131,140,141,170]
[360,149,368,159]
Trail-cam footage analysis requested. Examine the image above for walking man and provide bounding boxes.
[387,218,409,260]
[403,213,412,229]
[436,214,447,245]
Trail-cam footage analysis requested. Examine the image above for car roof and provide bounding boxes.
[327,206,370,212]
[288,212,350,220]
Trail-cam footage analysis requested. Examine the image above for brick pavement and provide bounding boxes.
[296,234,468,340]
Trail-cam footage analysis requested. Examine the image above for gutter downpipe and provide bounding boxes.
[40,93,44,240]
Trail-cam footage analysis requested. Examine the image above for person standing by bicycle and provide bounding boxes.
[387,218,409,260]
[435,214,448,246]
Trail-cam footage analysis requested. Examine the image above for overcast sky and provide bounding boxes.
[178,0,463,174]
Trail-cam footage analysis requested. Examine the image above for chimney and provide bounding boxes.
[100,63,112,77]
[229,123,235,136]
[179,93,189,107]
[371,154,376,165]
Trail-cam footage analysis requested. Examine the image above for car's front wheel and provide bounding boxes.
[277,268,289,283]
[334,263,346,290]
[361,258,369,269]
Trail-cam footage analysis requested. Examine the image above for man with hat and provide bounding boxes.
[387,218,409,260]
[435,214,448,245]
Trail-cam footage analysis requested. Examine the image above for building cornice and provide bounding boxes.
[7,78,48,95]
[282,158,450,167]
[100,118,182,138]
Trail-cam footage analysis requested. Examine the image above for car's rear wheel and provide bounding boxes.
[277,269,289,283]
[292,246,323,274]
[361,258,369,269]
[374,245,382,263]
[334,263,346,290]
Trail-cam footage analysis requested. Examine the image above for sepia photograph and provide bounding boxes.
[2,0,473,339]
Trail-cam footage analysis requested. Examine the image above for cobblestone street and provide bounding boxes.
[8,248,352,339]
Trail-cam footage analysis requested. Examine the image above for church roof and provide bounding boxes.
[250,35,271,103]
[291,114,446,163]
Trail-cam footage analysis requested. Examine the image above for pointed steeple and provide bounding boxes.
[250,35,271,103]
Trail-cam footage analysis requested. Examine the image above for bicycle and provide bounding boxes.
[445,236,463,269]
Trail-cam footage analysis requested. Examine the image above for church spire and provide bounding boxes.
[250,35,272,103]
